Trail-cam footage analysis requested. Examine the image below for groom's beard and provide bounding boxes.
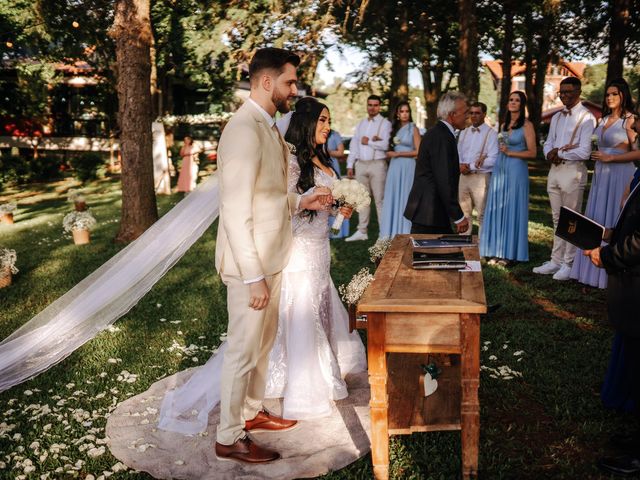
[272,90,291,114]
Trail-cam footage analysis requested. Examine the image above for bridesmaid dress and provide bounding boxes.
[326,130,350,238]
[379,122,416,238]
[570,117,636,288]
[480,126,529,261]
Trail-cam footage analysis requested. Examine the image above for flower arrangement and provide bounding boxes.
[67,189,87,204]
[369,237,392,264]
[0,202,17,214]
[330,179,371,235]
[0,248,18,275]
[497,132,505,145]
[338,267,374,306]
[392,136,401,145]
[63,211,97,233]
[591,134,599,152]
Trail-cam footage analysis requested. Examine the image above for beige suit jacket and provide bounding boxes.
[215,100,298,281]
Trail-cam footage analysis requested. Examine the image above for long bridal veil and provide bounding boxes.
[0,175,220,392]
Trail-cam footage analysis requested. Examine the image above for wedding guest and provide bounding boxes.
[177,136,200,193]
[379,101,421,238]
[345,95,392,241]
[480,91,536,265]
[326,127,350,238]
[583,151,640,476]
[404,91,469,234]
[533,77,596,280]
[457,102,499,237]
[571,78,640,288]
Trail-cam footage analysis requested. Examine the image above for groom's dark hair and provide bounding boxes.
[249,48,300,85]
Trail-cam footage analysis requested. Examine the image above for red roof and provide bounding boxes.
[541,100,602,123]
[484,59,587,80]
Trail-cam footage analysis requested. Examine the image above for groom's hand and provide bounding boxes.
[300,187,333,211]
[249,280,270,310]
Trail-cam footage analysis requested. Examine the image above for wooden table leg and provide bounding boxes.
[460,313,480,479]
[367,312,389,480]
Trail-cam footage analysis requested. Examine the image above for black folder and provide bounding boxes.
[555,206,604,250]
[412,251,467,270]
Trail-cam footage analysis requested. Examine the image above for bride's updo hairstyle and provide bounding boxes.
[285,98,333,219]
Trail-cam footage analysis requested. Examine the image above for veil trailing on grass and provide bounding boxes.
[0,175,220,393]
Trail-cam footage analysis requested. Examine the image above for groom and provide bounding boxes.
[214,48,330,464]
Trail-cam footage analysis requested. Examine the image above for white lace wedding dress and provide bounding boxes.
[158,155,367,434]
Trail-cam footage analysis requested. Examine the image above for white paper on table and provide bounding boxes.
[459,261,482,272]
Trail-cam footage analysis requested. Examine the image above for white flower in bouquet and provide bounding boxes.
[63,211,97,233]
[67,189,86,204]
[0,248,18,274]
[0,202,17,214]
[497,132,505,145]
[368,238,392,264]
[338,267,374,306]
[393,136,401,145]
[330,179,371,234]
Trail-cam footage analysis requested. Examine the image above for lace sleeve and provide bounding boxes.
[288,154,301,193]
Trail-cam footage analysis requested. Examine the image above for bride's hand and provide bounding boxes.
[340,206,353,219]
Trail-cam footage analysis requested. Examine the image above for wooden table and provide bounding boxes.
[356,235,486,479]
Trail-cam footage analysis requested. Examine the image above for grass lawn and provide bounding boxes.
[0,160,630,479]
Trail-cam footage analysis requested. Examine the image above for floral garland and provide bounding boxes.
[338,267,374,306]
[0,248,18,274]
[63,211,97,233]
[368,238,392,264]
[0,202,18,214]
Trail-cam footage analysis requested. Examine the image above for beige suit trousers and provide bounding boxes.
[458,172,491,236]
[547,162,588,266]
[355,159,387,233]
[216,273,282,445]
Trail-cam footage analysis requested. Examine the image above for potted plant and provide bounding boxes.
[63,211,97,245]
[67,189,88,211]
[0,248,18,288]
[0,202,17,225]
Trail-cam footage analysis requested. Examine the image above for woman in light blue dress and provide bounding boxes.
[480,91,537,264]
[379,101,421,238]
[326,129,350,238]
[571,78,639,288]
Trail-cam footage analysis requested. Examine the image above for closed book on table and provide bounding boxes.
[412,251,466,270]
[411,235,475,249]
[555,206,604,250]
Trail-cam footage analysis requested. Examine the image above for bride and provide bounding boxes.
[158,99,367,433]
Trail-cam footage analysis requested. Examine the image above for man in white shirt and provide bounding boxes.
[457,102,498,236]
[533,77,596,280]
[345,95,392,241]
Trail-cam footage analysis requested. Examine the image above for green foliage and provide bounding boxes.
[69,152,106,182]
[0,154,31,185]
[582,63,608,105]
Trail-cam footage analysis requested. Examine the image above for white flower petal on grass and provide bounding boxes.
[156,303,162,308]
[488,355,497,361]
[502,344,508,349]
[159,318,167,323]
[111,462,127,472]
[24,390,33,396]
[86,475,95,480]
[174,460,185,465]
[513,350,524,356]
[87,446,106,458]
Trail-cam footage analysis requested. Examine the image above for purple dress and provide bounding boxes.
[570,117,636,288]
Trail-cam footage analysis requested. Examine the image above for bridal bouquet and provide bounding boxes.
[330,179,370,235]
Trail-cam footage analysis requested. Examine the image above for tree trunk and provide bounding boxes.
[150,35,161,119]
[111,0,158,243]
[388,8,410,116]
[499,4,514,126]
[606,0,630,85]
[421,53,443,128]
[458,0,479,102]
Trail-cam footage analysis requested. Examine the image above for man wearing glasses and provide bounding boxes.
[346,95,392,241]
[533,77,596,280]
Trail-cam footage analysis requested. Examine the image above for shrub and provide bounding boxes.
[0,155,30,185]
[30,155,65,181]
[69,153,106,182]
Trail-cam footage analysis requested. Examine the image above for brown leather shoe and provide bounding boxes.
[245,410,298,433]
[215,436,280,463]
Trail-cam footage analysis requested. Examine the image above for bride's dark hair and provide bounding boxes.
[285,98,332,219]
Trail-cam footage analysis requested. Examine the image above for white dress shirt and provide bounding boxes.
[457,123,499,173]
[346,114,392,169]
[543,102,596,161]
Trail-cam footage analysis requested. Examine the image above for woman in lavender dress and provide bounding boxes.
[326,128,350,238]
[570,78,640,288]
